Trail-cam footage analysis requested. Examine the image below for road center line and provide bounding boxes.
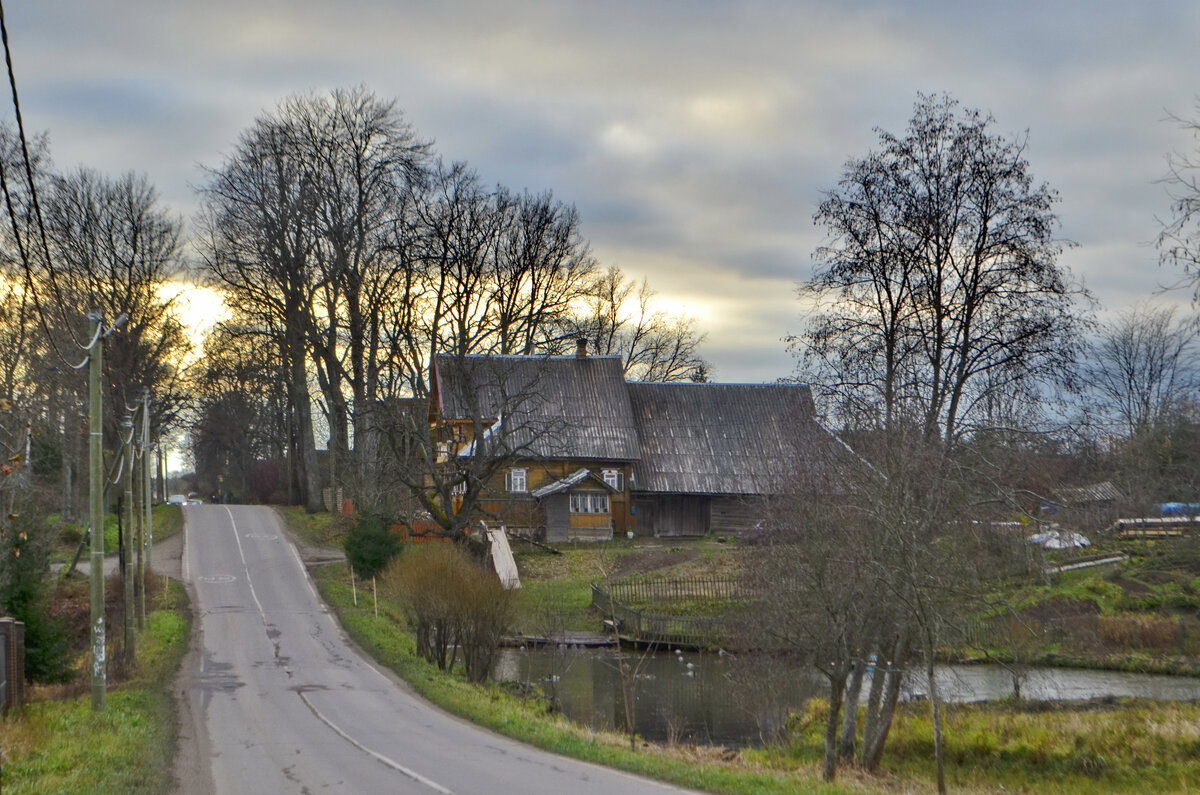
[224,506,268,622]
[297,690,455,794]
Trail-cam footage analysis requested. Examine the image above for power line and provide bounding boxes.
[0,0,85,366]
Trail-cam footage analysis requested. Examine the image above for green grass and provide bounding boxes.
[278,505,353,547]
[0,581,190,795]
[878,699,1200,794]
[515,572,601,632]
[150,503,183,542]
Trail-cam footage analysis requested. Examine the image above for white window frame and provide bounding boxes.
[569,491,610,514]
[506,467,528,493]
[602,468,623,492]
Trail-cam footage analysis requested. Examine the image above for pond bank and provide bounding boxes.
[493,647,1200,748]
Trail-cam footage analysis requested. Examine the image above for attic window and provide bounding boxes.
[602,468,623,491]
[505,468,528,493]
[570,492,610,514]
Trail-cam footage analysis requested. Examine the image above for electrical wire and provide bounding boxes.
[0,0,88,367]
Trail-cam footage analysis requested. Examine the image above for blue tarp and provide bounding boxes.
[1158,503,1200,517]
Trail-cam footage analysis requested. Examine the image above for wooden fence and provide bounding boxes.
[591,581,731,649]
[601,574,750,605]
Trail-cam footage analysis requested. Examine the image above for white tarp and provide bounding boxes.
[1027,530,1091,549]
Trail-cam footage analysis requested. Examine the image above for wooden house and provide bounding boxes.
[430,347,824,541]
[430,349,640,542]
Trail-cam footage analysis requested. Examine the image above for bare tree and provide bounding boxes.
[41,168,192,489]
[285,88,430,508]
[798,93,1087,444]
[780,94,1090,790]
[581,266,710,382]
[1159,98,1200,296]
[1082,303,1198,437]
[1074,304,1200,509]
[489,188,597,356]
[384,354,567,542]
[198,111,324,508]
[190,317,293,501]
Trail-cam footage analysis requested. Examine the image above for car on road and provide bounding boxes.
[168,494,187,506]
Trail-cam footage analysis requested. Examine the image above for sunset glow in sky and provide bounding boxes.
[9,2,1200,381]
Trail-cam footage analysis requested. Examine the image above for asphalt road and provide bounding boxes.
[172,505,696,794]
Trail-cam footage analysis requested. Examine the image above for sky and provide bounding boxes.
[6,1,1200,382]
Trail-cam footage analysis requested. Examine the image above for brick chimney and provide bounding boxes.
[575,337,588,358]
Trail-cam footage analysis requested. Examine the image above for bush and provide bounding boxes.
[344,514,403,579]
[0,517,72,682]
[379,542,516,683]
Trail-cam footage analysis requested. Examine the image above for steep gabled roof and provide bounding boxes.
[433,354,641,461]
[1054,481,1123,506]
[627,382,819,496]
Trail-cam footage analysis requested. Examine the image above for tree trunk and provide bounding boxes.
[839,658,865,761]
[287,341,323,512]
[354,399,381,514]
[822,663,848,782]
[862,628,908,771]
[927,649,946,795]
[860,648,886,765]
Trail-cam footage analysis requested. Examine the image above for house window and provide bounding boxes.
[602,468,623,491]
[505,468,528,493]
[570,492,610,514]
[451,480,467,496]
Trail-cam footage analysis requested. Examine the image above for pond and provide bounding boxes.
[491,646,1200,747]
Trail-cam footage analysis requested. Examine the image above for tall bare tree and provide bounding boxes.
[781,94,1088,789]
[1159,98,1200,297]
[799,93,1087,444]
[489,188,597,355]
[42,168,191,487]
[198,97,331,510]
[191,317,292,502]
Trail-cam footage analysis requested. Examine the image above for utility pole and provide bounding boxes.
[139,389,150,629]
[87,308,106,712]
[121,417,135,664]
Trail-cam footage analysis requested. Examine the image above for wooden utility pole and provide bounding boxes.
[87,308,106,711]
[121,418,135,664]
[138,389,150,629]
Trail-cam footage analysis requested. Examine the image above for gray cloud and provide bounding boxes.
[4,0,1198,382]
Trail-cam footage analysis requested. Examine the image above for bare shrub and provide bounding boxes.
[1098,615,1182,649]
[379,543,516,682]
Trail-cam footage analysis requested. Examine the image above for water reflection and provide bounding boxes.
[492,647,1200,747]
[492,646,818,746]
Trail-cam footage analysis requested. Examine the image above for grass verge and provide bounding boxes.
[278,505,353,548]
[0,580,190,794]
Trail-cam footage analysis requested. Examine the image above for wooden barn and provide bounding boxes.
[628,382,818,537]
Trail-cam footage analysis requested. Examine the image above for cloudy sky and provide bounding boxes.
[7,1,1200,381]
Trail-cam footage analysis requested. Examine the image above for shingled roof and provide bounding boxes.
[627,382,818,496]
[433,354,641,461]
